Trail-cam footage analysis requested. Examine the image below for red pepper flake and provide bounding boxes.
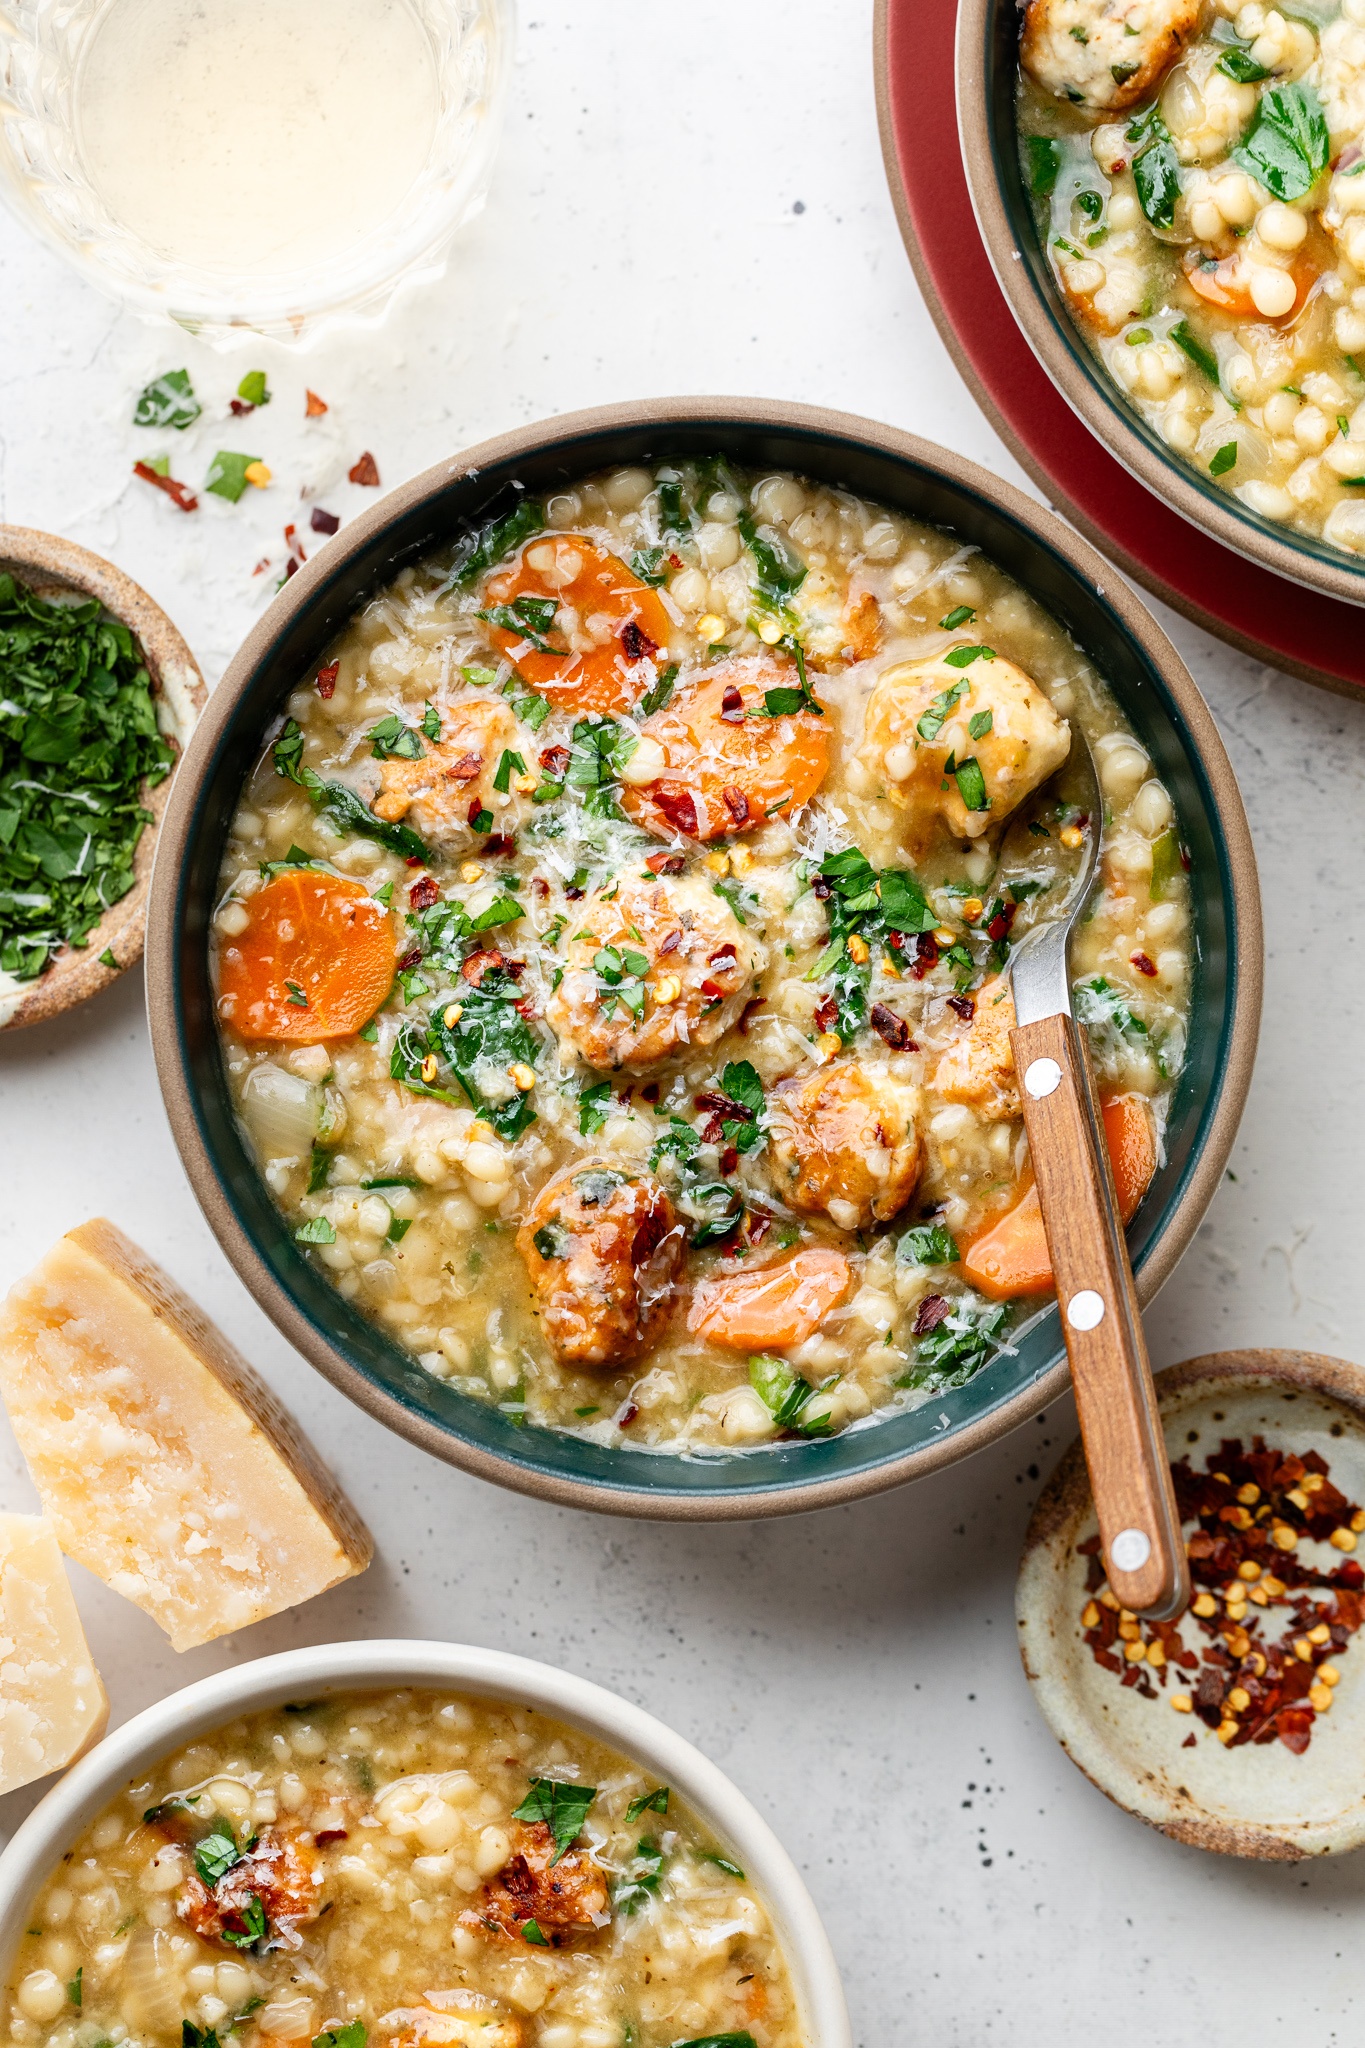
[618,1403,640,1429]
[396,947,423,973]
[405,854,424,867]
[408,876,439,910]
[738,997,766,1034]
[539,745,571,777]
[911,932,939,980]
[986,900,1017,944]
[1131,951,1158,977]
[913,1294,951,1335]
[813,995,838,1035]
[947,994,976,1021]
[708,942,738,965]
[483,834,517,857]
[719,684,745,723]
[314,1828,348,1847]
[700,977,724,1000]
[869,1002,912,1051]
[1076,1433,1365,1754]
[719,1145,739,1175]
[721,784,750,826]
[282,523,307,580]
[620,618,657,662]
[444,752,484,783]
[305,389,329,417]
[645,850,685,876]
[466,799,485,828]
[654,787,699,836]
[658,929,682,957]
[462,947,513,986]
[349,451,381,487]
[311,507,341,536]
[133,460,198,512]
[315,660,340,699]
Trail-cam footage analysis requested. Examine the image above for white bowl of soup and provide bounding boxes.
[0,1639,850,2048]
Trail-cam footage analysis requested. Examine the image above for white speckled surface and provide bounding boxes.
[2,4,1365,2041]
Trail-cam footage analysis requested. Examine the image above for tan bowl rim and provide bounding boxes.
[952,0,1365,611]
[1020,1348,1365,1859]
[146,394,1263,1518]
[0,525,205,1032]
[0,1639,852,2045]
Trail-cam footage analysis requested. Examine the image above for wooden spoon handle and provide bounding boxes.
[1010,1011,1189,1620]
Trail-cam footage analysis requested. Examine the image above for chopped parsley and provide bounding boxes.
[629,546,668,586]
[367,714,424,761]
[567,716,637,818]
[1169,319,1221,386]
[639,661,679,716]
[626,1785,670,1821]
[952,756,990,812]
[204,451,260,504]
[1025,137,1060,198]
[897,1222,960,1267]
[194,1826,244,1887]
[479,594,565,656]
[294,1217,336,1246]
[748,1353,835,1435]
[512,1777,597,1864]
[0,575,175,981]
[236,369,270,407]
[613,1838,666,1916]
[942,644,994,670]
[939,604,976,630]
[312,2026,366,2048]
[1209,441,1238,478]
[219,1895,267,1950]
[578,1078,612,1135]
[916,679,968,740]
[902,1294,1010,1391]
[446,498,543,590]
[133,368,201,430]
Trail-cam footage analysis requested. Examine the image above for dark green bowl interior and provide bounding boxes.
[167,415,1243,1505]
[981,1,1365,593]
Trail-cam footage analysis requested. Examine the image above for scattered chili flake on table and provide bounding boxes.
[349,452,380,487]
[133,460,198,512]
[310,508,341,536]
[1076,1436,1365,1754]
[305,390,329,417]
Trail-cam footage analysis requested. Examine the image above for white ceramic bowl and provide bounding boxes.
[0,1639,851,2045]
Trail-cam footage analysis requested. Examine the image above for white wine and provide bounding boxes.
[74,0,441,283]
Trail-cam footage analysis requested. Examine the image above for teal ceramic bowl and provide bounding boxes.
[146,398,1262,1519]
[956,0,1365,609]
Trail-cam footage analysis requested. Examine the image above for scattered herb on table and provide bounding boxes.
[0,576,175,981]
[205,451,263,504]
[133,368,201,430]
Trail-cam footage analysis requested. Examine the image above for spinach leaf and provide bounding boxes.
[427,970,540,1139]
[1232,80,1329,202]
[567,717,637,817]
[613,1838,665,1916]
[478,595,566,656]
[447,498,543,589]
[737,510,807,606]
[1169,319,1221,385]
[367,714,424,761]
[1025,136,1060,198]
[578,1079,612,1135]
[204,451,260,504]
[272,726,432,862]
[512,1777,597,1864]
[626,1785,670,1821]
[194,1827,243,1887]
[897,1223,960,1267]
[312,2027,366,2048]
[1129,109,1181,230]
[902,1295,1010,1391]
[748,1354,834,1435]
[629,546,668,586]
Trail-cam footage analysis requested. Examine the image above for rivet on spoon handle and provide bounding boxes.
[1010,1010,1189,1622]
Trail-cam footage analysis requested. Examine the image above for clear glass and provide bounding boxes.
[0,0,513,344]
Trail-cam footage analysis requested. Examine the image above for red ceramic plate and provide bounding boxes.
[874,0,1365,699]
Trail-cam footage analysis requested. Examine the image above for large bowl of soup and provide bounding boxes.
[959,0,1365,604]
[146,398,1262,1516]
[0,1639,851,2048]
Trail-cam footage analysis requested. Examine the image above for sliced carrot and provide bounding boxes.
[688,1247,852,1350]
[621,655,829,841]
[1183,249,1317,322]
[217,871,395,1044]
[484,534,672,715]
[962,1094,1157,1302]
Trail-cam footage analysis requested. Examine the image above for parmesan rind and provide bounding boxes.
[0,1220,373,1651]
[0,1512,107,1793]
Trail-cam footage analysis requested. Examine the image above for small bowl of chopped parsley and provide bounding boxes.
[0,526,205,1029]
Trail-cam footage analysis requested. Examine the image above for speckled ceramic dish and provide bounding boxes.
[146,398,1261,1519]
[1019,1349,1365,1859]
[956,0,1365,609]
[0,527,204,1031]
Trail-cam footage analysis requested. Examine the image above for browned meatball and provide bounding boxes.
[931,976,1020,1121]
[768,1061,924,1232]
[1021,0,1200,112]
[517,1161,684,1367]
[461,1820,608,1947]
[176,1827,321,1949]
[372,695,528,848]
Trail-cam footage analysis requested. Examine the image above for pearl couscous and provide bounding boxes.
[2,1691,799,2048]
[211,459,1192,1453]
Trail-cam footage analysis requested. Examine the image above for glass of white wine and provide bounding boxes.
[0,0,513,342]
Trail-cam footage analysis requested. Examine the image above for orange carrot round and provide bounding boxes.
[962,1094,1157,1302]
[688,1247,852,1350]
[217,871,396,1044]
[621,656,829,840]
[484,535,672,715]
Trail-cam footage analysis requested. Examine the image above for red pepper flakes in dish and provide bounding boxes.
[349,451,381,487]
[133,460,198,512]
[1076,1435,1365,1753]
[1131,951,1159,977]
[315,661,340,699]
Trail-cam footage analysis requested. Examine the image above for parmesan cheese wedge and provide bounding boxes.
[0,1220,372,1651]
[0,1512,107,1793]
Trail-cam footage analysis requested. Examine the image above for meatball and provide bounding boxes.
[545,873,767,1073]
[768,1061,925,1231]
[931,977,1020,1121]
[1021,0,1200,111]
[176,1827,321,1949]
[517,1160,684,1367]
[372,695,527,846]
[461,1821,608,1947]
[859,651,1069,851]
[619,656,829,840]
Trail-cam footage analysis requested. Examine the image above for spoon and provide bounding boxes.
[1002,730,1189,1622]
